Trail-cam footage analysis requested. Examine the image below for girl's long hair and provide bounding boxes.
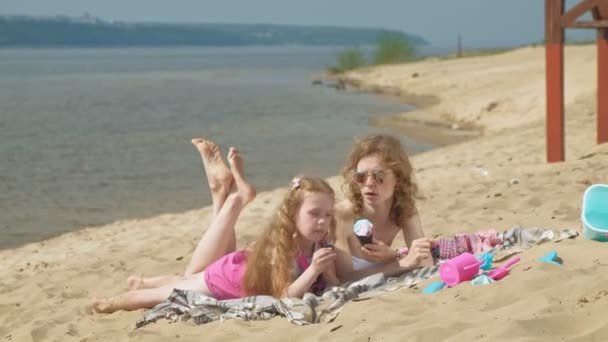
[341,134,421,227]
[242,176,336,298]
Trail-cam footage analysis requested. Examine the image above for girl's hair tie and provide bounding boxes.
[292,177,301,189]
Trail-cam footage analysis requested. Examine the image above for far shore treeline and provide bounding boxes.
[0,15,427,47]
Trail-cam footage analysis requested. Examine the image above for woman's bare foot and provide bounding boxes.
[127,275,143,290]
[227,147,256,204]
[191,138,233,215]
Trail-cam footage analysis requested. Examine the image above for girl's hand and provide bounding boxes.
[399,238,432,269]
[310,247,336,273]
[360,239,396,264]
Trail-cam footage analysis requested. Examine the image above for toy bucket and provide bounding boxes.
[581,184,608,242]
[439,252,483,287]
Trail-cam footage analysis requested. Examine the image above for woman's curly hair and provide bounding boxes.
[341,134,421,227]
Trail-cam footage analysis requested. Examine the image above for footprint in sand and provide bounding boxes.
[527,197,542,207]
[30,321,49,342]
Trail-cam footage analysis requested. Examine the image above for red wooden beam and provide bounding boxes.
[599,28,608,144]
[566,20,608,28]
[561,0,598,26]
[592,6,601,20]
[546,0,566,162]
[597,2,608,17]
[597,3,608,144]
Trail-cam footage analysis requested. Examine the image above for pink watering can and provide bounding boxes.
[439,253,484,287]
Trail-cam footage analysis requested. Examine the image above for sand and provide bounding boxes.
[2,45,608,342]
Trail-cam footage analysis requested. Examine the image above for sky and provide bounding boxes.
[0,0,596,47]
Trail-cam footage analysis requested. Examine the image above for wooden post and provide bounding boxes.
[545,0,565,162]
[598,24,608,144]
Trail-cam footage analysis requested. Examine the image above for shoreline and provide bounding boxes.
[3,44,608,342]
[2,48,420,252]
[0,72,463,252]
[328,71,483,147]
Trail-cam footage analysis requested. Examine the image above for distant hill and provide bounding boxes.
[0,15,428,47]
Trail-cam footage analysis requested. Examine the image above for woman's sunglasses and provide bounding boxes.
[351,169,389,184]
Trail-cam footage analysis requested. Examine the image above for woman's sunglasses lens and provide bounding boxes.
[352,171,366,183]
[352,170,386,184]
[372,170,385,184]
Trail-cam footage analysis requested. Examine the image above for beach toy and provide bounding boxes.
[539,250,562,265]
[471,274,495,286]
[479,252,494,271]
[581,184,608,241]
[353,218,374,245]
[439,252,484,287]
[487,256,520,281]
[422,281,445,294]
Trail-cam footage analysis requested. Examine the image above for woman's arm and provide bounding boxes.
[339,258,422,283]
[402,212,434,267]
[332,201,357,281]
[402,212,425,246]
[322,261,340,286]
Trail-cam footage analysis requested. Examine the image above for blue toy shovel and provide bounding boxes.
[539,250,563,265]
[422,281,445,294]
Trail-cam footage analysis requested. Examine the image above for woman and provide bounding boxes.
[333,134,435,282]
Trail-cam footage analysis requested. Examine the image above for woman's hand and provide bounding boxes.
[399,238,433,269]
[321,260,340,286]
[360,239,397,264]
[310,247,336,273]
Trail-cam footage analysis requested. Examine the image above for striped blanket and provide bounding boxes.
[136,226,578,328]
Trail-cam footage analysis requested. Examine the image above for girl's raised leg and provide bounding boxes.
[191,138,233,217]
[184,147,256,276]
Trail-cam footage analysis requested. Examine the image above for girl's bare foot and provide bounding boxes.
[91,297,117,314]
[127,275,143,290]
[227,147,256,204]
[191,138,233,214]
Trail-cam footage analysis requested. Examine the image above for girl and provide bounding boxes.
[333,134,435,282]
[92,144,339,313]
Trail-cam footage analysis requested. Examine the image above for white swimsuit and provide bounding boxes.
[352,256,383,271]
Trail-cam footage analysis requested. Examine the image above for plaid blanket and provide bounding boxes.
[136,226,578,328]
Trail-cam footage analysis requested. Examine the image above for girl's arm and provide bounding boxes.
[284,266,324,298]
[284,248,335,298]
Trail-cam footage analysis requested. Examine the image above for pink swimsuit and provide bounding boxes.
[204,244,327,300]
[204,250,248,300]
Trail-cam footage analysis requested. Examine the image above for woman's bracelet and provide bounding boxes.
[395,247,409,260]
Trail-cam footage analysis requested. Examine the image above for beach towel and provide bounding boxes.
[435,225,578,260]
[136,226,578,328]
